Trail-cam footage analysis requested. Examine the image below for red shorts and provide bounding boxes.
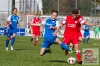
[77,31,82,38]
[63,34,78,45]
[32,31,40,36]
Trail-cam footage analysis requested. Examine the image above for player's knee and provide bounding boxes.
[76,50,81,54]
[55,38,61,45]
[13,34,16,37]
[36,38,38,41]
[74,44,79,50]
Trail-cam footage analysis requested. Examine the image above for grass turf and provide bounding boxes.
[0,36,100,66]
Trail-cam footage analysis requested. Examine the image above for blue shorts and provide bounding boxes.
[42,35,57,48]
[7,29,18,38]
[83,32,90,37]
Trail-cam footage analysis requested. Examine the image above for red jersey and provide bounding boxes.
[76,15,83,32]
[31,17,41,31]
[62,15,85,37]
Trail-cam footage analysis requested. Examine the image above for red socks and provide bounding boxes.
[76,50,82,62]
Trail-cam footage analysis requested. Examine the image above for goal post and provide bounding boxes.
[26,15,34,36]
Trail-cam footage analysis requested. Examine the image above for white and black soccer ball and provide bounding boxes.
[67,57,76,64]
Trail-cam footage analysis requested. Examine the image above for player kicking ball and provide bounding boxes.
[30,14,41,46]
[69,9,84,54]
[6,8,19,51]
[59,9,87,64]
[28,10,71,56]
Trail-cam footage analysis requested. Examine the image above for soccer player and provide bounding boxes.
[94,22,100,40]
[28,10,71,56]
[60,9,85,64]
[30,14,41,46]
[69,9,83,53]
[83,19,91,43]
[6,8,19,51]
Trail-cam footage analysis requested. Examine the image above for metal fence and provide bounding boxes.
[16,0,43,15]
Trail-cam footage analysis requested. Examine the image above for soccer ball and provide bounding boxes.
[67,57,76,64]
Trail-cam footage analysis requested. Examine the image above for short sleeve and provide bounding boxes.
[62,17,67,24]
[79,17,83,22]
[83,25,85,29]
[80,20,86,24]
[56,21,60,27]
[7,15,11,21]
[42,20,46,25]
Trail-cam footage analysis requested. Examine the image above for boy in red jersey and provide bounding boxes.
[60,9,86,64]
[69,9,84,53]
[30,14,41,46]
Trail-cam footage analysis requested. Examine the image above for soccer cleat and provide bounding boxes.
[69,48,73,53]
[43,48,51,55]
[6,47,8,51]
[30,38,33,42]
[11,46,13,50]
[78,61,82,64]
[47,48,51,54]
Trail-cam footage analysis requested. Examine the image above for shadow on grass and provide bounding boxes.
[48,60,67,63]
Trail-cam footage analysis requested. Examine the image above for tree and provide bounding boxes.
[77,0,92,16]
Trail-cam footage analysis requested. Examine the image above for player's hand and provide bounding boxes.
[28,22,31,26]
[52,32,57,36]
[7,21,12,25]
[50,26,53,29]
[9,22,12,25]
[18,24,20,27]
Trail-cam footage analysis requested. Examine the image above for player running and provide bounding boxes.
[30,14,41,46]
[6,8,19,51]
[28,10,71,56]
[60,9,86,64]
[83,19,92,44]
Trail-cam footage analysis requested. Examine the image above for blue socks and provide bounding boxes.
[6,39,9,47]
[60,42,70,51]
[10,37,15,46]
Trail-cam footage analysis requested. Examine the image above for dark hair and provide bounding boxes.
[72,9,79,14]
[51,10,58,14]
[12,8,17,11]
[36,14,40,16]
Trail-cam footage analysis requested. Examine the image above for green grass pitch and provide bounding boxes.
[0,36,100,66]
